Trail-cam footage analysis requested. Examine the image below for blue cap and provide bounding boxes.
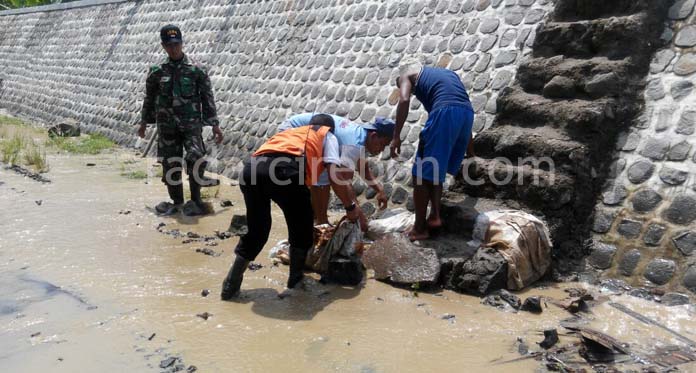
[363,117,395,137]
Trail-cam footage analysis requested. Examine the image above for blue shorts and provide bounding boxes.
[412,105,474,184]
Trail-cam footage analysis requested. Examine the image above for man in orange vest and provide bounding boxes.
[221,114,368,300]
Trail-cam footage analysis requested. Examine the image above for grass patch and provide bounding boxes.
[1,133,25,164]
[23,142,49,172]
[49,133,115,154]
[0,114,27,127]
[121,170,148,179]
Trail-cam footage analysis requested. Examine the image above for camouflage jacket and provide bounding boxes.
[141,55,219,129]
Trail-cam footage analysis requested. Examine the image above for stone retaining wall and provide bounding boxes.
[590,0,696,296]
[0,0,552,201]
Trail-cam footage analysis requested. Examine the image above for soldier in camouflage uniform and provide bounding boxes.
[138,25,223,215]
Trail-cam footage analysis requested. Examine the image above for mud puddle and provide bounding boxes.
[1,150,695,372]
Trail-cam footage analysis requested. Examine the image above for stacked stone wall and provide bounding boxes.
[0,0,553,200]
[590,0,696,296]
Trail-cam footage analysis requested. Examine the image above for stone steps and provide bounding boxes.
[553,0,654,22]
[455,157,575,211]
[517,56,635,98]
[496,88,617,135]
[473,124,590,172]
[534,14,650,60]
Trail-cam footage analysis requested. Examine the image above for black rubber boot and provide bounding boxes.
[167,184,184,205]
[155,184,184,214]
[287,246,308,289]
[221,256,250,300]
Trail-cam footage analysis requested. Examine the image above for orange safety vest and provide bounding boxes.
[254,125,331,186]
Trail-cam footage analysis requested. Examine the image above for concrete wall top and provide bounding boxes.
[0,0,128,16]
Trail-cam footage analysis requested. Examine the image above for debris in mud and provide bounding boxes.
[186,232,200,239]
[248,262,263,271]
[201,289,210,297]
[148,333,156,341]
[34,200,42,206]
[159,357,178,369]
[195,248,221,257]
[215,230,232,240]
[441,313,455,320]
[86,163,96,166]
[196,312,212,320]
[30,332,41,338]
[521,296,543,313]
[482,289,521,311]
[205,241,218,246]
[228,214,248,236]
[187,366,198,373]
[157,222,166,229]
[119,209,131,215]
[220,200,233,207]
[550,290,594,314]
[608,302,696,346]
[538,329,559,349]
[515,337,529,355]
[6,165,51,183]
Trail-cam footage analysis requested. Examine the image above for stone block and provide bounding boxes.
[659,166,688,186]
[363,233,440,284]
[644,259,676,285]
[663,195,696,225]
[675,25,696,48]
[588,242,617,270]
[602,184,627,206]
[668,141,692,161]
[479,35,498,52]
[671,80,694,101]
[644,223,666,246]
[618,249,641,277]
[631,189,663,213]
[505,7,525,25]
[639,138,669,160]
[645,78,665,101]
[672,231,696,256]
[669,0,696,20]
[491,70,513,90]
[592,208,617,233]
[617,219,642,239]
[661,293,690,306]
[480,18,500,34]
[674,54,696,76]
[627,159,655,184]
[543,76,576,99]
[676,111,696,135]
[494,51,518,67]
[500,29,517,47]
[684,266,696,293]
[585,72,619,98]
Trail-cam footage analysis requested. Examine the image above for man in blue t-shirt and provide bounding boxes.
[392,60,475,241]
[279,113,394,225]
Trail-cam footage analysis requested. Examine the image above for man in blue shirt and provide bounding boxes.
[392,60,475,241]
[279,113,394,225]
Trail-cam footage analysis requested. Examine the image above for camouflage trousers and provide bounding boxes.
[157,125,207,186]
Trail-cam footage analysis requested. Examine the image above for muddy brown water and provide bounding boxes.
[1,150,695,372]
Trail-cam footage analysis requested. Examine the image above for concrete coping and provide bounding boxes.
[0,0,129,16]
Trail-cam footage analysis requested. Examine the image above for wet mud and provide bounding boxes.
[1,150,695,372]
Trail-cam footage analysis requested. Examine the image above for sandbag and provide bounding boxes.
[482,210,553,290]
[270,221,365,286]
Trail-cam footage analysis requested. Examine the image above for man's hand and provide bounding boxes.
[212,125,224,144]
[137,123,147,139]
[346,205,368,232]
[390,138,402,159]
[376,188,388,210]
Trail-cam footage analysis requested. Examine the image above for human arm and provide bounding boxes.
[198,66,223,144]
[390,76,412,158]
[138,67,159,138]
[357,157,387,210]
[323,133,367,231]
